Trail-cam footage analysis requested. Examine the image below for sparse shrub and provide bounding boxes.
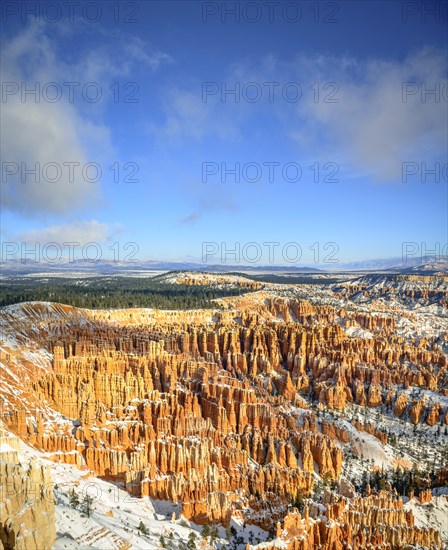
[138,520,149,535]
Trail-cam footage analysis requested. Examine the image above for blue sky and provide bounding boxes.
[1,0,447,265]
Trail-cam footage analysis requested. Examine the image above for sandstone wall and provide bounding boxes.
[0,457,55,550]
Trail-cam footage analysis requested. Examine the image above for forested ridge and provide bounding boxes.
[0,276,248,309]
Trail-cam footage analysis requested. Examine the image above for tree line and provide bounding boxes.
[0,276,247,310]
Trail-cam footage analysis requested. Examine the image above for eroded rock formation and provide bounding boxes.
[0,293,446,545]
[267,490,442,549]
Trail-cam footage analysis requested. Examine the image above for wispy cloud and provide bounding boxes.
[152,49,447,183]
[179,181,237,224]
[180,212,201,224]
[288,48,447,181]
[20,220,120,245]
[148,89,240,144]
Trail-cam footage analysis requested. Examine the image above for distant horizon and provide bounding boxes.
[2,239,447,268]
[1,252,447,271]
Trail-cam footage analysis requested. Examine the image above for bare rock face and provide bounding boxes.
[367,383,382,407]
[0,455,55,550]
[419,488,432,504]
[338,478,355,498]
[0,431,21,465]
[351,420,388,444]
[321,420,349,443]
[394,392,408,417]
[409,399,425,425]
[353,380,366,406]
[426,403,442,426]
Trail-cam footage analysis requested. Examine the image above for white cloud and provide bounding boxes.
[1,22,171,215]
[20,220,117,245]
[1,93,102,214]
[290,48,447,181]
[1,24,103,215]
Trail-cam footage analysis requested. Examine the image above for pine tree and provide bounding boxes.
[138,520,150,535]
[80,494,95,517]
[69,489,79,508]
[210,525,219,541]
[187,531,197,549]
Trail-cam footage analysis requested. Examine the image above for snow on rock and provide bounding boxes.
[405,494,448,543]
[344,326,374,339]
[5,428,268,549]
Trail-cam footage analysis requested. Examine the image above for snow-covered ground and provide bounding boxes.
[344,326,373,339]
[53,471,207,550]
[340,420,393,468]
[405,494,448,542]
[3,431,269,550]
